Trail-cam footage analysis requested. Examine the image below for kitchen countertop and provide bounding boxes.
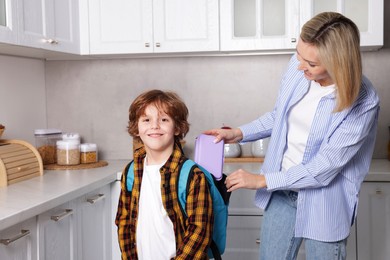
[1,159,389,231]
[0,160,127,231]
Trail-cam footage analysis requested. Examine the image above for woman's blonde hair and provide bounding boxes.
[128,89,189,143]
[300,12,362,111]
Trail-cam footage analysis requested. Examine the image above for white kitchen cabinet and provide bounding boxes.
[356,182,390,260]
[37,202,77,260]
[0,0,17,44]
[220,0,300,51]
[300,0,383,50]
[16,0,82,54]
[220,0,383,52]
[88,0,219,54]
[0,217,38,260]
[224,215,261,260]
[76,185,111,260]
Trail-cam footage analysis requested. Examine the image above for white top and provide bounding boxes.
[282,80,335,171]
[136,160,176,260]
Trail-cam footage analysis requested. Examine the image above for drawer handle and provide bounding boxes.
[51,209,73,222]
[156,42,161,47]
[256,238,261,244]
[46,38,59,45]
[0,229,30,245]
[87,194,105,204]
[145,43,150,47]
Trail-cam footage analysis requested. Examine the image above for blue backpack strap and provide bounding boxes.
[177,159,195,214]
[178,159,227,260]
[126,161,135,192]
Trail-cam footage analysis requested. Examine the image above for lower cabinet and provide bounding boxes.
[0,217,38,260]
[223,215,261,260]
[356,182,390,260]
[38,201,77,260]
[223,188,357,260]
[76,185,111,260]
[0,183,112,260]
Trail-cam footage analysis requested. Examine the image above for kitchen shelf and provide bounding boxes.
[225,157,264,163]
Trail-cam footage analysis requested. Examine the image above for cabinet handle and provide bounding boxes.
[0,229,30,246]
[51,209,73,222]
[145,43,150,47]
[87,194,105,204]
[46,39,59,45]
[375,189,382,195]
[291,38,297,43]
[156,43,161,47]
[256,238,261,244]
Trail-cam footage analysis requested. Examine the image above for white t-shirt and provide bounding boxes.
[282,80,335,171]
[136,160,176,260]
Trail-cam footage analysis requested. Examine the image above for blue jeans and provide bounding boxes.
[259,190,347,260]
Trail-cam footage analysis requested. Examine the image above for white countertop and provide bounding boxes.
[1,159,389,231]
[0,160,127,231]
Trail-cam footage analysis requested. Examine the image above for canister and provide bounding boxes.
[34,129,62,165]
[80,143,98,164]
[56,140,80,165]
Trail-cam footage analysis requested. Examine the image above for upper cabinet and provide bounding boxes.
[0,0,17,44]
[0,0,384,57]
[88,0,219,54]
[220,0,383,52]
[300,0,383,50]
[220,0,300,51]
[16,0,82,54]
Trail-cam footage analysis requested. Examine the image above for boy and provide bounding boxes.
[115,89,214,260]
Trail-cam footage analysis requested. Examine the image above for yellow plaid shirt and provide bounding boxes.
[115,143,214,259]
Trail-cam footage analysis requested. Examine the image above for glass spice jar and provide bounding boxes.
[80,143,98,164]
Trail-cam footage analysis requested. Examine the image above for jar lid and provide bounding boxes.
[80,143,97,152]
[34,129,62,136]
[56,140,80,149]
[62,133,80,140]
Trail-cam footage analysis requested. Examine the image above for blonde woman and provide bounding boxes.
[205,12,379,260]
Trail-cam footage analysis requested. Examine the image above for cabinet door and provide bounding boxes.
[152,0,219,53]
[38,202,77,260]
[0,0,17,44]
[220,0,300,51]
[77,185,111,260]
[88,0,153,54]
[300,0,383,50]
[223,215,261,260]
[356,182,390,260]
[17,0,81,53]
[0,217,38,260]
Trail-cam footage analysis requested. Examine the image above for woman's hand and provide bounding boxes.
[203,128,243,144]
[225,169,267,192]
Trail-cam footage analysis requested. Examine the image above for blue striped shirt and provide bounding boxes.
[239,54,380,242]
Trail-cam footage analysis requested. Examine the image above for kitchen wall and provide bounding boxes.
[1,5,390,161]
[0,55,46,144]
[43,49,390,160]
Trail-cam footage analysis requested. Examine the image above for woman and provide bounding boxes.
[205,12,379,260]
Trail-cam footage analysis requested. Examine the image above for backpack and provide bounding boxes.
[125,159,230,260]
